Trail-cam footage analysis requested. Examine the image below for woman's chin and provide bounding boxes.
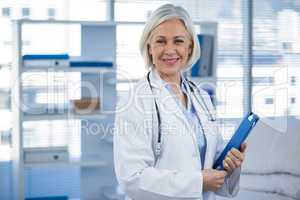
[159,66,182,76]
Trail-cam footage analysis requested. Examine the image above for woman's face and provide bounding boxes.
[148,18,192,77]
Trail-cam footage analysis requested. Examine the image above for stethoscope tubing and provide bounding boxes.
[146,71,215,157]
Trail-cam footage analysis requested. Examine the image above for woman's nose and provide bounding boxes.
[164,42,176,54]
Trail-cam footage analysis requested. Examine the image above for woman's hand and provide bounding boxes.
[202,169,228,192]
[223,143,247,175]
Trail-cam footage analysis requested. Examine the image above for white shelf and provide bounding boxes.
[23,112,108,121]
[24,159,108,168]
[17,19,116,26]
[190,76,216,83]
[22,66,114,73]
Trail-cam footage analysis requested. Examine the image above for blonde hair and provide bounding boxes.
[139,4,200,70]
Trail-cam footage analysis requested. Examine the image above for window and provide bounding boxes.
[115,0,169,22]
[212,0,250,138]
[0,67,11,161]
[115,0,171,92]
[116,24,145,82]
[252,0,300,117]
[2,7,10,17]
[22,8,30,18]
[47,8,56,19]
[67,0,108,21]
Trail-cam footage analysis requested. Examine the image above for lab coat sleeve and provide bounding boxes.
[215,127,241,197]
[113,94,203,200]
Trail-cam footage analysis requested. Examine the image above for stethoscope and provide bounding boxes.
[146,71,216,158]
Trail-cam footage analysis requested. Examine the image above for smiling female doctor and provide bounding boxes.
[114,4,246,200]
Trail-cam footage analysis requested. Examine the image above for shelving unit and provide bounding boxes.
[22,66,115,73]
[12,20,117,200]
[22,112,107,121]
[189,21,218,104]
[192,21,218,79]
[24,157,108,168]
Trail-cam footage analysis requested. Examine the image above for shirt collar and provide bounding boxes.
[157,71,193,112]
[148,68,166,90]
[148,68,191,95]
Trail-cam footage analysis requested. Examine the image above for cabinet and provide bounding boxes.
[11,20,118,200]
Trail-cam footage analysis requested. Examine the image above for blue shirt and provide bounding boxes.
[163,76,207,169]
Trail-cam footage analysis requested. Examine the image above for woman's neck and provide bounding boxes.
[157,71,181,87]
[157,70,187,108]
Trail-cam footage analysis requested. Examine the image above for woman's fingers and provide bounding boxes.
[223,144,247,174]
[230,151,243,167]
[203,169,228,192]
[225,156,237,169]
[216,170,227,188]
[217,170,227,178]
[230,149,244,163]
[223,161,233,174]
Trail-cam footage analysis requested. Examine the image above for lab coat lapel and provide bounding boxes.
[149,69,192,131]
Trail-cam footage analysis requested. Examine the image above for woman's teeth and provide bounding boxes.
[163,58,179,65]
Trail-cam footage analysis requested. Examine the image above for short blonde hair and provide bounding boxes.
[139,4,200,70]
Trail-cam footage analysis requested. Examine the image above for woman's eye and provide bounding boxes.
[175,40,184,43]
[156,40,165,44]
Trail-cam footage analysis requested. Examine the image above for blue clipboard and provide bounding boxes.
[213,112,259,170]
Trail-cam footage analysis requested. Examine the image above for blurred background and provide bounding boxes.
[0,0,299,200]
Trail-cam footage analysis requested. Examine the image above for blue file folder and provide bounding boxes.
[70,61,113,67]
[23,54,69,60]
[213,112,259,170]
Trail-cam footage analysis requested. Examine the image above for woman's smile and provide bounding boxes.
[161,57,180,66]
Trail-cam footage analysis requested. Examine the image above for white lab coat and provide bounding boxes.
[114,69,241,200]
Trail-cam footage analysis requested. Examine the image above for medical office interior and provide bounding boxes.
[0,0,299,200]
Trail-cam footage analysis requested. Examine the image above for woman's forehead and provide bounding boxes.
[150,18,190,38]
